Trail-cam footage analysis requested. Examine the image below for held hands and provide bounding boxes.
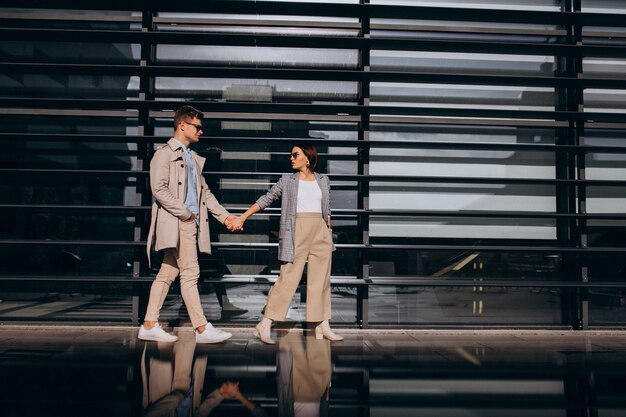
[231,216,245,231]
[219,381,241,398]
[225,215,244,232]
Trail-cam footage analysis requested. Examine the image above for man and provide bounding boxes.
[139,105,239,344]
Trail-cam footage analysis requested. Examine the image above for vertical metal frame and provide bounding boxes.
[356,0,371,329]
[555,0,585,329]
[569,0,589,330]
[132,9,157,326]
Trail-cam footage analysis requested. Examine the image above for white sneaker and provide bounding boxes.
[195,323,232,344]
[138,323,178,342]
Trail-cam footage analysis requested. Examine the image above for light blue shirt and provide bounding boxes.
[173,139,199,219]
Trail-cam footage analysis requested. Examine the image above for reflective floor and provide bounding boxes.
[1,326,626,417]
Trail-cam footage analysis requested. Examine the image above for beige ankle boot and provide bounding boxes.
[315,320,344,341]
[253,317,275,344]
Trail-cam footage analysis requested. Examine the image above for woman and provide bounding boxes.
[232,143,342,344]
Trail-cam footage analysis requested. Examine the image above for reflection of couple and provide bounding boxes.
[141,331,333,417]
[138,105,342,344]
[141,332,262,417]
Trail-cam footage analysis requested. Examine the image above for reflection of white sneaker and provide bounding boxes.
[195,323,232,344]
[138,323,178,342]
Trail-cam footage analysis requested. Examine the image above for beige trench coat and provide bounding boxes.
[146,138,230,264]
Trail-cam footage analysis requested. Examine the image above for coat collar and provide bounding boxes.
[167,137,184,151]
[165,138,206,167]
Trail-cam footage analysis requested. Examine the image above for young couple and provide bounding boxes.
[138,105,342,345]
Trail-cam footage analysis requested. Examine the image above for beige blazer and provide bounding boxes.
[146,138,230,263]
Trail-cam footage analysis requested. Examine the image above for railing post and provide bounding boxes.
[132,8,157,326]
[356,0,371,329]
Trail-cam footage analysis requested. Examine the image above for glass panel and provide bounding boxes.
[369,182,556,239]
[584,131,626,223]
[581,0,626,14]
[583,58,626,78]
[156,12,360,37]
[370,123,558,144]
[156,45,359,68]
[371,18,560,34]
[368,250,562,279]
[154,77,358,104]
[0,246,136,275]
[370,215,557,239]
[368,285,563,325]
[368,123,558,239]
[587,254,626,282]
[0,74,139,99]
[371,82,555,111]
[371,51,556,76]
[585,88,626,114]
[589,288,626,325]
[0,213,135,241]
[0,293,134,323]
[0,8,141,29]
[583,27,626,46]
[370,0,561,11]
[0,41,140,64]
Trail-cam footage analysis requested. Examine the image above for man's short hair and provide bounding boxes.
[173,105,204,128]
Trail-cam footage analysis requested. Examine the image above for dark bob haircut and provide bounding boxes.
[293,142,318,173]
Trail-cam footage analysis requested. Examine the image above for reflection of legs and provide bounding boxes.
[281,331,331,403]
[214,283,227,307]
[178,221,208,330]
[306,219,332,322]
[304,336,332,400]
[215,283,248,314]
[172,334,196,393]
[192,354,208,412]
[144,250,179,324]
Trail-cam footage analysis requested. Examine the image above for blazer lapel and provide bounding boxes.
[290,173,298,211]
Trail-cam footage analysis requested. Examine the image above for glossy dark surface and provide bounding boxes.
[1,326,626,417]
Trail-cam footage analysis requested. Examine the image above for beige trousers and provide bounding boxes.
[265,213,332,322]
[144,220,208,329]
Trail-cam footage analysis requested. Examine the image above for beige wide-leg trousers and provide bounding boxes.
[144,220,208,329]
[265,213,333,322]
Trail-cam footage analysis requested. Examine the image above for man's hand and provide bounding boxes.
[183,213,196,223]
[225,215,243,232]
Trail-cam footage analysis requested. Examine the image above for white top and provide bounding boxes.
[296,179,322,213]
